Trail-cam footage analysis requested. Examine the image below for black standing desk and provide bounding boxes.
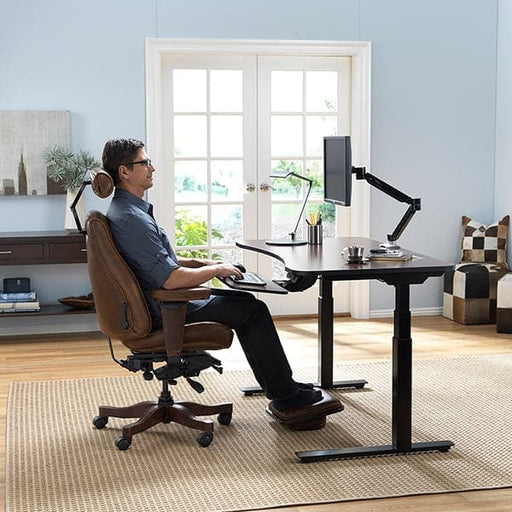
[236,236,454,462]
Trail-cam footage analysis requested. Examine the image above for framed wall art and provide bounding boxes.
[0,111,71,196]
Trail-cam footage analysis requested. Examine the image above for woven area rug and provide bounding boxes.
[5,355,512,512]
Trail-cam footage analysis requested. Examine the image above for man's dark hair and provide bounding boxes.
[102,138,145,184]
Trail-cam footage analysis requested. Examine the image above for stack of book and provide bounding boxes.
[0,291,41,313]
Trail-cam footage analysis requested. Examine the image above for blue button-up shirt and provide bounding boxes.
[106,188,206,326]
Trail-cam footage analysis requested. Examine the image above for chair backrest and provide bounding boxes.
[86,210,152,341]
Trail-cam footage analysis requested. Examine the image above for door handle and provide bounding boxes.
[245,183,256,192]
[259,183,271,192]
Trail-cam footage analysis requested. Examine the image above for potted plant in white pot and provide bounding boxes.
[43,146,100,231]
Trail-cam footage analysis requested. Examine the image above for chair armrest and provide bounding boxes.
[152,287,212,357]
[152,287,211,302]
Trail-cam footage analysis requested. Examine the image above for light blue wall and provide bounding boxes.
[361,0,499,310]
[0,0,503,316]
[495,0,512,267]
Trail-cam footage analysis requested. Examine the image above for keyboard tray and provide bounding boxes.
[220,275,288,294]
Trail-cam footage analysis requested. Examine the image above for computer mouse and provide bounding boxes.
[233,263,246,273]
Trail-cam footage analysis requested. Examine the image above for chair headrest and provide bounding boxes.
[90,167,114,198]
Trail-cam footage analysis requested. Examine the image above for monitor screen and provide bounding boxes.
[323,136,352,207]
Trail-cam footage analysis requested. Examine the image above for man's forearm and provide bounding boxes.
[177,257,220,268]
[163,266,218,289]
[163,261,243,289]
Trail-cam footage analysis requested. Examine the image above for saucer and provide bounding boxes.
[343,256,369,264]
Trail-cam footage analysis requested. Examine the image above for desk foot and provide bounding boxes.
[241,379,367,396]
[296,440,454,462]
[327,379,367,390]
[240,385,265,396]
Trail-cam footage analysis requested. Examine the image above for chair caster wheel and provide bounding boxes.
[217,412,232,426]
[93,415,108,429]
[197,432,213,447]
[115,436,132,450]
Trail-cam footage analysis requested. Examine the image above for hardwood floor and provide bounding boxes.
[1,315,511,511]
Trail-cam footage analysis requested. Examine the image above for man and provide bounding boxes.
[102,138,340,420]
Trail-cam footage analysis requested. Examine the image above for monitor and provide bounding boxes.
[323,136,352,207]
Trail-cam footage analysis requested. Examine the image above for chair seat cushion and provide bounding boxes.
[122,321,233,353]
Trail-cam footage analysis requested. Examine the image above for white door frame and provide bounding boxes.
[145,38,372,319]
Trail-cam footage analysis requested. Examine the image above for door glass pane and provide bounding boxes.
[270,160,304,200]
[306,202,336,238]
[210,115,243,157]
[174,160,207,202]
[271,71,303,112]
[271,203,304,240]
[306,115,337,156]
[211,70,243,112]
[177,248,209,259]
[214,247,243,264]
[173,69,207,112]
[211,205,243,245]
[211,160,243,201]
[306,159,323,200]
[306,71,338,112]
[174,116,207,157]
[271,116,303,156]
[174,205,208,249]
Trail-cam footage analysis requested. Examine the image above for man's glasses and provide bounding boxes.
[126,159,152,168]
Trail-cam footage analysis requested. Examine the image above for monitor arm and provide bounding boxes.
[352,167,421,247]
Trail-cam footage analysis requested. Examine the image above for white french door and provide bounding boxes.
[146,39,371,317]
[256,56,351,314]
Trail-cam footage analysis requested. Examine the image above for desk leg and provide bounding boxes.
[296,282,454,462]
[317,277,367,390]
[393,282,413,450]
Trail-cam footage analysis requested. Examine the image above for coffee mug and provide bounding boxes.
[343,245,365,263]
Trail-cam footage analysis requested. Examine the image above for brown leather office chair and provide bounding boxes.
[86,176,234,451]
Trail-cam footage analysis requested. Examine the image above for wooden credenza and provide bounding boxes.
[0,231,91,317]
[0,231,87,266]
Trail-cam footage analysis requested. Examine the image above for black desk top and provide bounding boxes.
[237,237,453,283]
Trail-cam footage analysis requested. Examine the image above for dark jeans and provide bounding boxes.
[185,290,297,401]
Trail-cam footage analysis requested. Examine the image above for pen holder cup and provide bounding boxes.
[307,224,323,245]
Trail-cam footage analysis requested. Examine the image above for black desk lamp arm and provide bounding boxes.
[289,173,313,240]
[69,178,91,233]
[352,167,421,243]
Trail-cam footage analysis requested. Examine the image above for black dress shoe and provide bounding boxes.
[266,389,344,431]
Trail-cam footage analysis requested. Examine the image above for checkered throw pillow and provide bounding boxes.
[460,215,510,269]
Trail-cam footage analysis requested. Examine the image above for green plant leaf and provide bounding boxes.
[43,146,100,190]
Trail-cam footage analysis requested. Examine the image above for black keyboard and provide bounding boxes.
[233,272,267,286]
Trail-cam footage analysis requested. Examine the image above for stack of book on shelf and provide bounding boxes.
[0,291,41,313]
[368,250,413,262]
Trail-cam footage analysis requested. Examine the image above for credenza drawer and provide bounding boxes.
[49,242,87,262]
[0,243,44,264]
